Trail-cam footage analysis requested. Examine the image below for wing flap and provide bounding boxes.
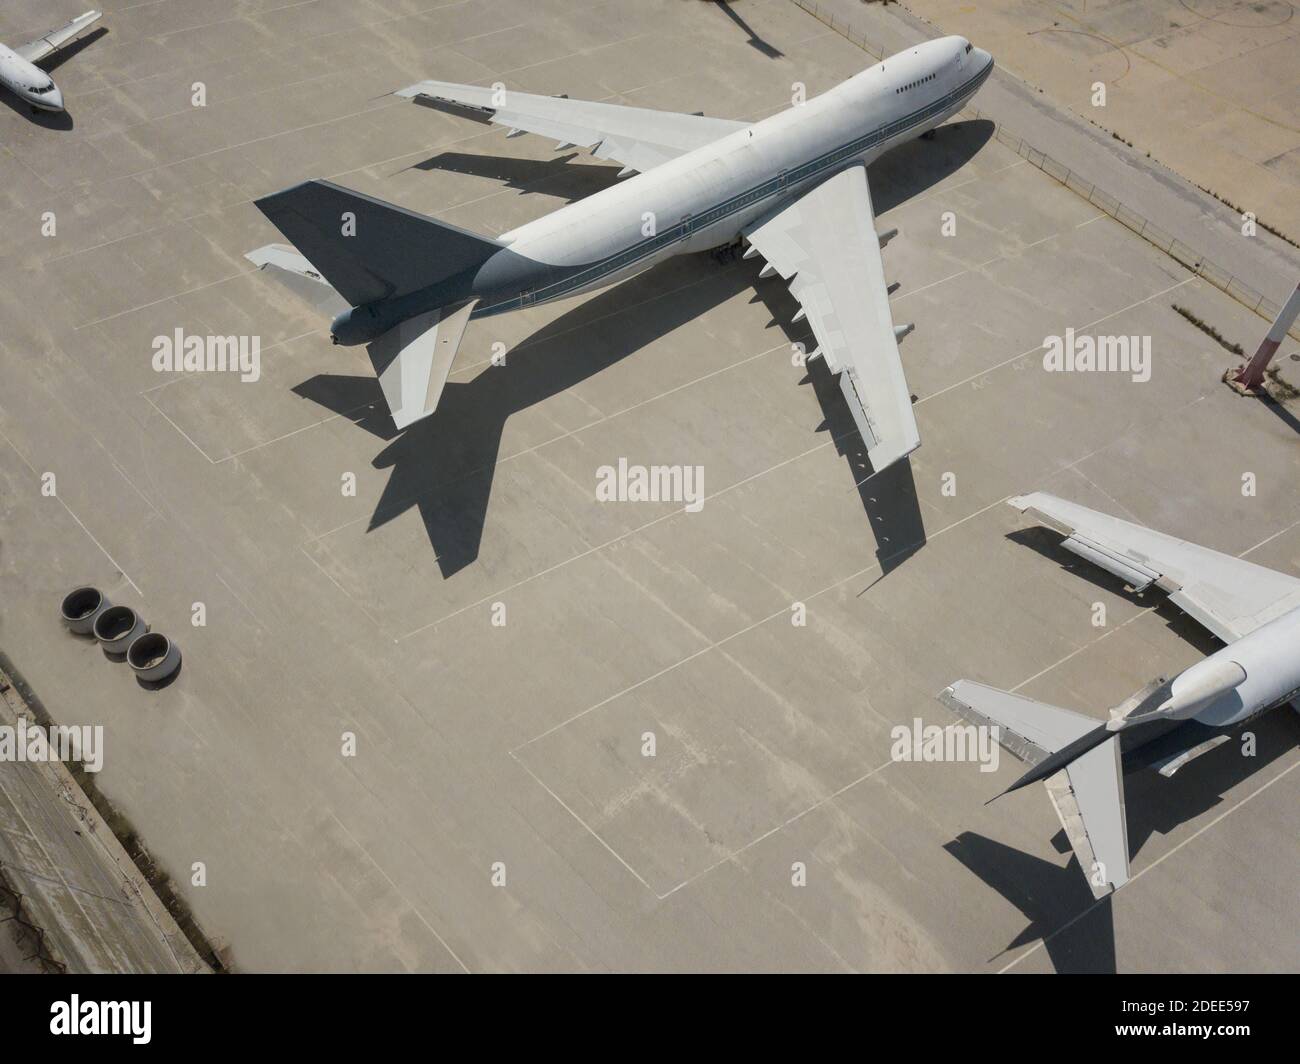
[15,9,102,63]
[396,80,746,174]
[1011,492,1300,641]
[745,164,919,474]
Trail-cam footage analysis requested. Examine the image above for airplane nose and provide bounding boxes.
[48,87,65,111]
[974,47,993,72]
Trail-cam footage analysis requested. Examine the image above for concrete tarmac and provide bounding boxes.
[0,0,1295,971]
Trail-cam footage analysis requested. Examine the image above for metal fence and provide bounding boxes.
[792,0,1300,341]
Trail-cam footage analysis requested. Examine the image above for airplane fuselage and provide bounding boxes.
[1172,605,1300,728]
[0,43,64,111]
[330,36,994,345]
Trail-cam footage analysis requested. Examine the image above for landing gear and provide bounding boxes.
[710,239,744,265]
[920,128,937,141]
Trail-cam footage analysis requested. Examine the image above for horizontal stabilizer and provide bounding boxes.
[940,680,1097,764]
[245,244,349,317]
[941,679,1130,898]
[1045,735,1130,898]
[367,300,477,430]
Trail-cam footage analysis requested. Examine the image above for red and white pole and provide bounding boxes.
[1231,280,1300,391]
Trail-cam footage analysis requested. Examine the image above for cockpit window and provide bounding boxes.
[32,82,56,94]
[965,43,972,54]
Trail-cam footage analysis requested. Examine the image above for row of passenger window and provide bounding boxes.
[541,82,966,307]
[896,73,937,93]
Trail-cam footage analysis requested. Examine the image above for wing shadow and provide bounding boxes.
[406,151,625,203]
[294,258,756,578]
[1006,525,1224,655]
[37,26,108,73]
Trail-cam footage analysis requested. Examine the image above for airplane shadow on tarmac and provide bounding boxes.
[947,712,1296,973]
[405,150,626,204]
[294,119,994,579]
[0,89,73,129]
[943,524,1300,972]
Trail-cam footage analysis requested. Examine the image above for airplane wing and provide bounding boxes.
[394,80,747,175]
[941,680,1130,898]
[1011,492,1300,643]
[13,9,102,63]
[744,163,919,475]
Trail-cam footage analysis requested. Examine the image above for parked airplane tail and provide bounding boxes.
[939,680,1131,898]
[252,179,500,307]
[249,180,501,430]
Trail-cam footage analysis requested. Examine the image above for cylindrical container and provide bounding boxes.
[61,586,110,635]
[93,606,146,655]
[126,632,181,684]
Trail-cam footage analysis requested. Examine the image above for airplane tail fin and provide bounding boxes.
[249,180,502,430]
[940,680,1131,898]
[252,179,500,307]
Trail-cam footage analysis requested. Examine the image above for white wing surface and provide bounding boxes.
[745,164,919,474]
[1011,493,1300,642]
[14,9,102,63]
[395,80,746,175]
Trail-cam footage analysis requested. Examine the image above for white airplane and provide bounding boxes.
[0,9,101,113]
[942,492,1300,898]
[247,36,994,474]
